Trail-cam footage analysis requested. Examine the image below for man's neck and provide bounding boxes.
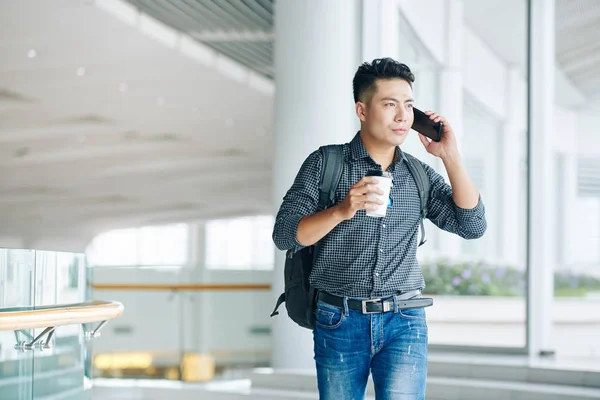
[359,130,397,171]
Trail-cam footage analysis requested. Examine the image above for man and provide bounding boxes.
[272,58,487,400]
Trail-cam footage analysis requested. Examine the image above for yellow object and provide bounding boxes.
[94,352,153,370]
[181,353,215,382]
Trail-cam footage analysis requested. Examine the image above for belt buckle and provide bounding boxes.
[361,298,381,314]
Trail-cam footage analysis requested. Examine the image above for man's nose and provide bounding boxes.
[396,108,407,121]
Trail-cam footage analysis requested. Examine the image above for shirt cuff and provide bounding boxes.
[453,196,486,223]
[281,213,307,253]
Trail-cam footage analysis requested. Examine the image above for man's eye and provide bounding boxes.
[386,103,395,107]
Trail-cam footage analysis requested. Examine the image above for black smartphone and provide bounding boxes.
[412,107,443,142]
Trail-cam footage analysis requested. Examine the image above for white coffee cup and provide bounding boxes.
[366,172,392,218]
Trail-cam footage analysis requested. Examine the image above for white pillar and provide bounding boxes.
[361,0,400,62]
[527,0,555,357]
[436,0,464,258]
[188,222,209,354]
[552,109,579,273]
[272,0,361,369]
[559,153,578,270]
[501,67,526,267]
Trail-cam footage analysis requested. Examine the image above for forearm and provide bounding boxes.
[442,151,480,209]
[296,205,345,247]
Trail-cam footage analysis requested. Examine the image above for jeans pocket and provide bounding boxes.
[398,307,426,321]
[315,303,344,329]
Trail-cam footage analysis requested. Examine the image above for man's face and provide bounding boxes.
[356,79,414,147]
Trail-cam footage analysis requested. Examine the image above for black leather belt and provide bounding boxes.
[318,289,423,314]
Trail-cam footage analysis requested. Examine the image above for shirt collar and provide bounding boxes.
[349,131,407,165]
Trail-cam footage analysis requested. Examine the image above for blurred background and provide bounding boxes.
[0,0,599,399]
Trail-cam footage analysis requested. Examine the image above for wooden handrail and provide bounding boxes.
[0,300,124,331]
[92,284,271,291]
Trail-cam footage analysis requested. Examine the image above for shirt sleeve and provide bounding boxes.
[272,149,323,252]
[422,161,487,239]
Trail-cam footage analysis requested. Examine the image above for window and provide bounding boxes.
[205,215,275,270]
[87,223,188,266]
[397,0,529,349]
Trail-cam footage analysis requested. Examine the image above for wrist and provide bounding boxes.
[329,204,347,222]
[442,149,462,166]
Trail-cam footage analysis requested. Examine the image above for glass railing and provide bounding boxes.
[0,248,123,400]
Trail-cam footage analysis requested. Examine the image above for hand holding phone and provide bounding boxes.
[412,107,443,142]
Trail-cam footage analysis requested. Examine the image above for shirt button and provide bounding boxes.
[379,249,383,253]
[375,273,379,277]
[382,224,386,228]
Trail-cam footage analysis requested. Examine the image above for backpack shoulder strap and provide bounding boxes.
[318,145,344,210]
[403,152,430,246]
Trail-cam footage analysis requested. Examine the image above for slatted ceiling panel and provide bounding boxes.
[578,157,600,198]
[208,41,274,77]
[214,0,272,30]
[244,0,274,23]
[125,0,274,78]
[556,0,600,97]
[131,0,273,31]
[137,0,214,31]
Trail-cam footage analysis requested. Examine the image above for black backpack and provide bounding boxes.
[270,145,430,329]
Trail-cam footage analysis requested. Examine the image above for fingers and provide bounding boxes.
[346,176,385,212]
[424,110,443,123]
[351,176,379,189]
[350,177,384,194]
[344,192,383,211]
[418,133,430,147]
[362,202,380,211]
[354,197,382,211]
[349,183,384,197]
[360,194,384,206]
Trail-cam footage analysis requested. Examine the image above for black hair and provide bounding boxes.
[352,58,415,103]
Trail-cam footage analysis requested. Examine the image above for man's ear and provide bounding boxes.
[355,101,368,122]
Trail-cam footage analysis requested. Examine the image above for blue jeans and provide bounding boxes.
[313,296,428,400]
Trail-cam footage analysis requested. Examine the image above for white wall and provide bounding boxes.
[579,114,600,155]
[397,0,448,65]
[463,26,508,120]
[554,107,579,151]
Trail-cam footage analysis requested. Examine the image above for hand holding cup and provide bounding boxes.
[334,176,385,221]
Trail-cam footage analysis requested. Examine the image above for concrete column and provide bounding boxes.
[557,152,578,272]
[187,222,209,354]
[272,0,361,369]
[501,67,527,267]
[553,109,579,272]
[361,0,400,62]
[527,0,555,357]
[436,0,464,258]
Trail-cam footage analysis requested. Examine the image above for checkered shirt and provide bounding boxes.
[273,132,487,298]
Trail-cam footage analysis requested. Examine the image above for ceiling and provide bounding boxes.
[0,0,598,251]
[555,0,600,106]
[0,0,274,249]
